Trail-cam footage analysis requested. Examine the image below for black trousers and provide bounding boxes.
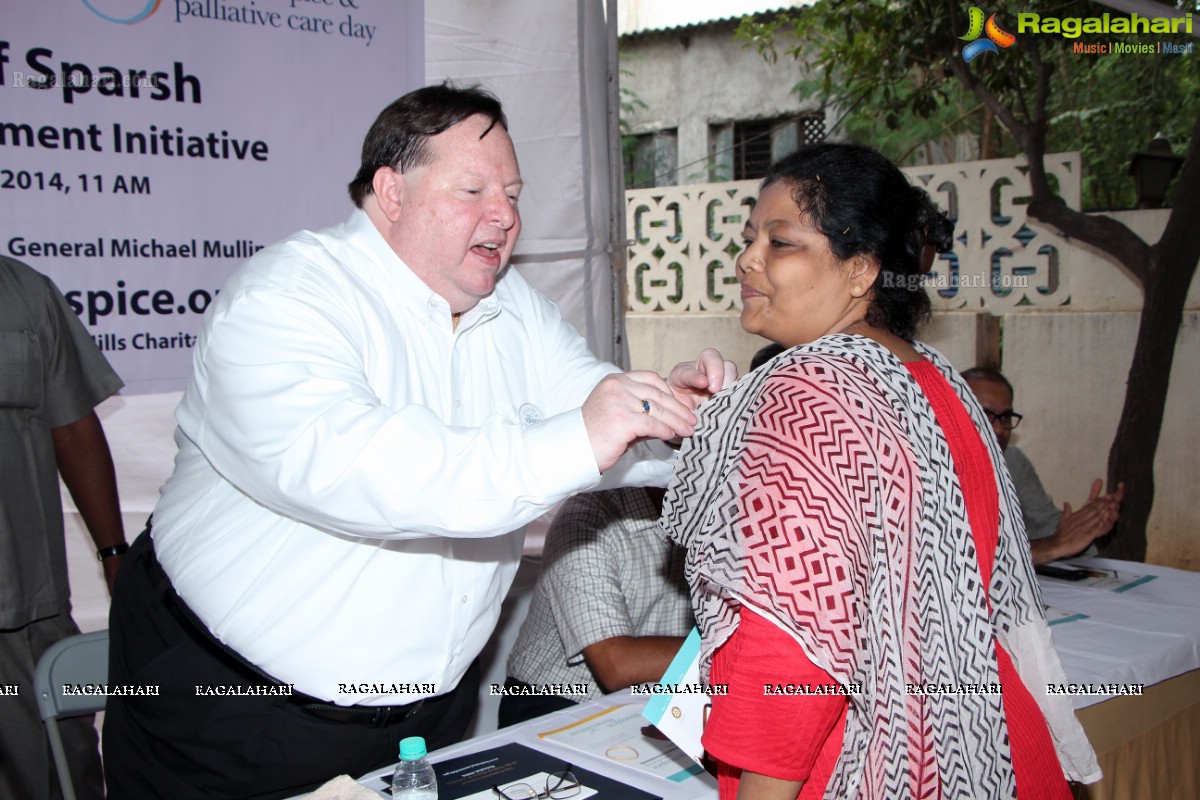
[103,531,479,800]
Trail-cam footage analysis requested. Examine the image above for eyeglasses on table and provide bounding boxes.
[491,765,580,800]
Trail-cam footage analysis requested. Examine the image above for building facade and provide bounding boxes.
[619,2,824,188]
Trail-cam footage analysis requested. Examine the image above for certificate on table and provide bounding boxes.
[1060,563,1158,593]
[537,704,704,783]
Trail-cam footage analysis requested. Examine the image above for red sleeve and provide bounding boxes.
[701,609,847,783]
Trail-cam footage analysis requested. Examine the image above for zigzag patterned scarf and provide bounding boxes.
[661,334,1099,799]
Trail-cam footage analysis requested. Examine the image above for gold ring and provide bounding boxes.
[641,399,651,415]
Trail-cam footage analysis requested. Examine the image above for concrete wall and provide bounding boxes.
[1004,311,1200,571]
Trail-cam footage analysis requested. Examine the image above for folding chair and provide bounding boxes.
[32,630,109,800]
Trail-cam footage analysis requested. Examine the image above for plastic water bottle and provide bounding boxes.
[391,736,438,800]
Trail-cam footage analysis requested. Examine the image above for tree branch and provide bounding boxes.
[1021,58,1054,196]
[1024,197,1152,283]
[1025,109,1200,287]
[948,57,1028,147]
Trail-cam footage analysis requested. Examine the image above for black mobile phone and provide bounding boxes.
[1035,564,1091,581]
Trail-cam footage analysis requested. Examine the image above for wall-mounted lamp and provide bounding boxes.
[1128,132,1184,209]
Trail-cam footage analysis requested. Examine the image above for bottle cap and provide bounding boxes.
[399,736,428,761]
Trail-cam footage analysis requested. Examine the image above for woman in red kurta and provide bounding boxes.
[662,143,1100,799]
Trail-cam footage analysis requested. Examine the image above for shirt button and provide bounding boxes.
[454,399,461,408]
[461,595,468,604]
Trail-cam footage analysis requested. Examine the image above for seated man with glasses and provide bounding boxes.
[963,367,1124,566]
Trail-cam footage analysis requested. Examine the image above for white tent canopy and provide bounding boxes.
[429,0,621,363]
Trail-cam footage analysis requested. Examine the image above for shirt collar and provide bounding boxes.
[341,209,501,331]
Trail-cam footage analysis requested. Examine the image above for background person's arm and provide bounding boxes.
[52,411,126,591]
[581,635,685,693]
[543,489,689,694]
[1004,446,1062,541]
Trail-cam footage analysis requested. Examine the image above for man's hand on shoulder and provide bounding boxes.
[581,349,736,473]
[666,348,738,410]
[582,372,697,473]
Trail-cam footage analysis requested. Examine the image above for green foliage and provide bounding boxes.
[618,64,648,133]
[618,62,655,187]
[1047,39,1199,209]
[737,0,1200,210]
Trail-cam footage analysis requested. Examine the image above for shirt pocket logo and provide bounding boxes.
[518,403,544,426]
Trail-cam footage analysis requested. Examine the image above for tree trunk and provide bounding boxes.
[1102,117,1200,561]
[1101,257,1192,561]
[981,106,993,161]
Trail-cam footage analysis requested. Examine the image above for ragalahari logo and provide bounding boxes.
[960,7,1017,62]
[81,0,161,24]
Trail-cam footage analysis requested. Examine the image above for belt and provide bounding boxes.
[295,699,426,728]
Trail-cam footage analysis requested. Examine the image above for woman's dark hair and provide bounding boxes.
[347,81,508,208]
[760,142,954,341]
[750,342,786,371]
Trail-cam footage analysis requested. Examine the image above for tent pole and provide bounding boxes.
[605,0,630,369]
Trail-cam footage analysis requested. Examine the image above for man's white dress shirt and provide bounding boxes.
[151,210,672,704]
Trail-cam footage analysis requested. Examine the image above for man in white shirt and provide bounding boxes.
[103,83,734,800]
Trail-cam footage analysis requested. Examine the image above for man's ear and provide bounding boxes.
[371,166,404,221]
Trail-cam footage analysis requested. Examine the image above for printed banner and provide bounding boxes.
[3,0,423,392]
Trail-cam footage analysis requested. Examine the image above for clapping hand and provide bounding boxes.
[1033,479,1125,565]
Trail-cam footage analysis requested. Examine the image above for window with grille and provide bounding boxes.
[799,114,826,147]
[733,120,774,180]
[712,113,827,182]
